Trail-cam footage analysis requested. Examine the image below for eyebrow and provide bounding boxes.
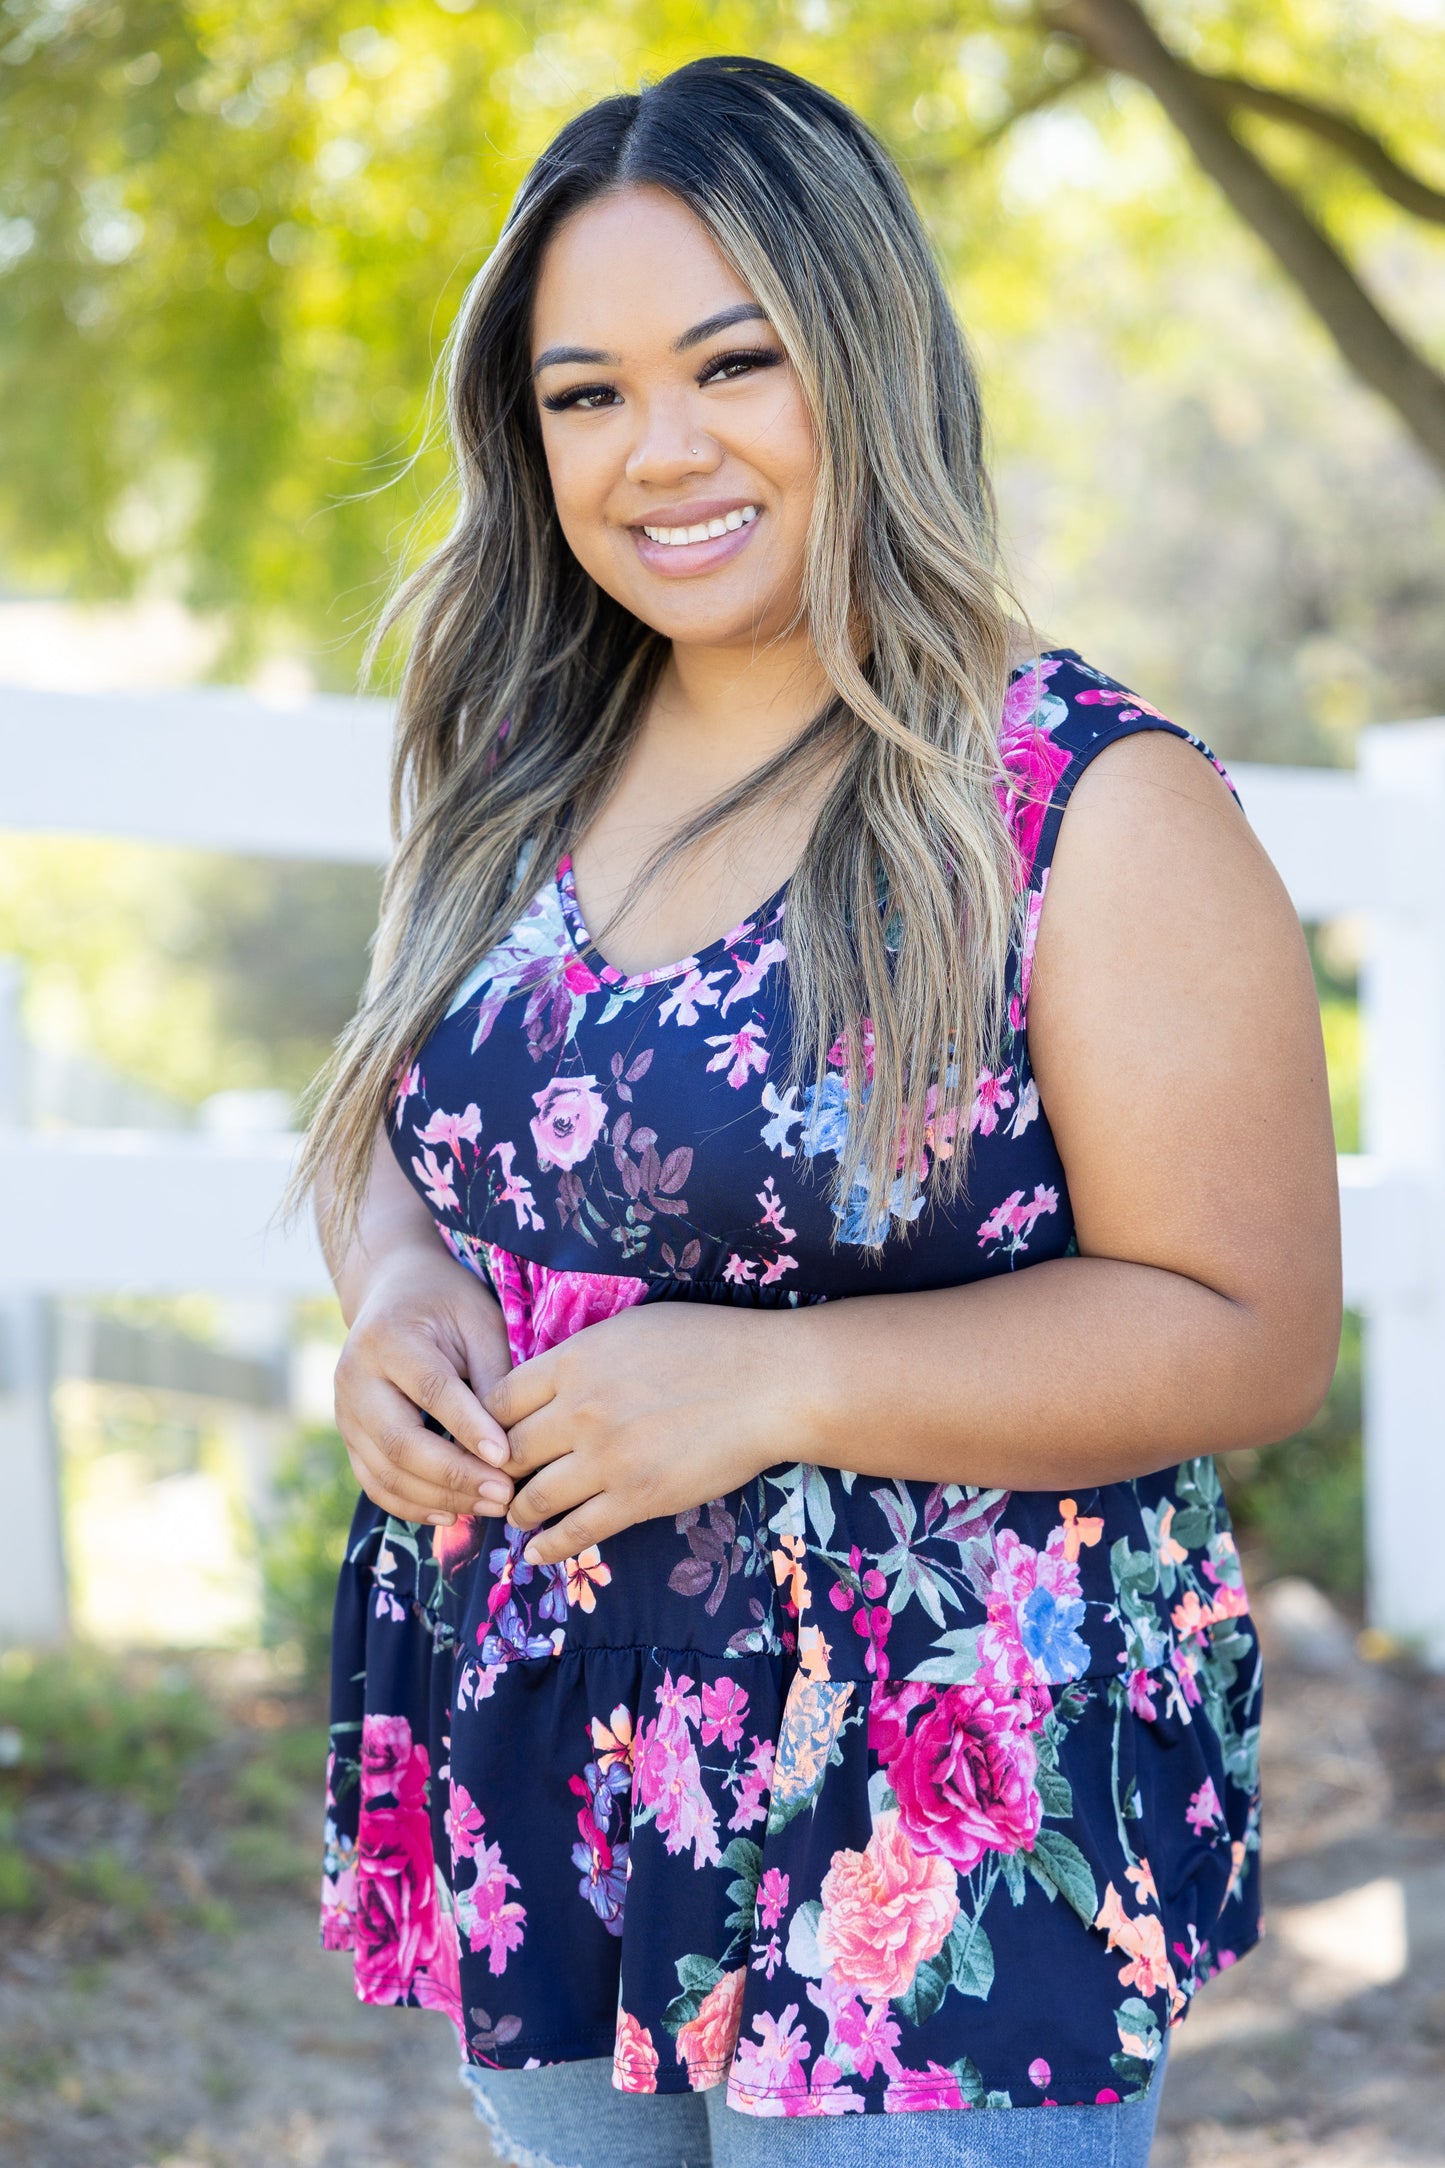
[531,302,771,378]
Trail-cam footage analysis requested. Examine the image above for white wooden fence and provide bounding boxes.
[2,684,1443,1660]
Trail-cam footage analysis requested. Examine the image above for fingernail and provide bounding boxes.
[428,1512,456,1527]
[476,1493,506,1515]
[477,1436,509,1467]
[522,1542,540,1565]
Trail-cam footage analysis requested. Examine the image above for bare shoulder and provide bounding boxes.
[1037,725,1286,967]
[1026,717,1337,1334]
[1059,725,1249,849]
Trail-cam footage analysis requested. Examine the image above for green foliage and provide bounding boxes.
[1,0,1441,689]
[0,1642,217,1806]
[1223,1309,1364,1601]
[0,835,379,1109]
[259,1421,358,1690]
[0,1834,38,1912]
[222,1820,316,1890]
[58,1844,153,1914]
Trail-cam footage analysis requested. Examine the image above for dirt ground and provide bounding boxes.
[3,1595,1443,2168]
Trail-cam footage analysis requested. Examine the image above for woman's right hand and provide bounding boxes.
[333,1242,516,1527]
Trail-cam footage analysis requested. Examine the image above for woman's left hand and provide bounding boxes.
[482,1303,805,1565]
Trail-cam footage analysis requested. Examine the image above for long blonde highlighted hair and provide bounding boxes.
[287,54,1030,1258]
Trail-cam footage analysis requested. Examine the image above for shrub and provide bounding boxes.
[259,1423,359,1693]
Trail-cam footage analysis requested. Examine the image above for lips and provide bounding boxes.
[628,496,760,534]
[627,499,764,577]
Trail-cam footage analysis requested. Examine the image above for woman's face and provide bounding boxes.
[529,185,818,652]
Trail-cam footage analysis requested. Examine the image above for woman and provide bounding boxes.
[294,54,1340,2168]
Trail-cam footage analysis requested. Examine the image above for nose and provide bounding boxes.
[623,391,721,487]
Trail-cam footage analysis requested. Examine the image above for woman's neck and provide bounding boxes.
[640,627,835,787]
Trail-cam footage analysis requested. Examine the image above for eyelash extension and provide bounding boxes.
[699,345,784,383]
[541,346,785,412]
[541,382,615,412]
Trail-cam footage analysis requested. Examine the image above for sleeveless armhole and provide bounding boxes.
[1002,655,1242,1034]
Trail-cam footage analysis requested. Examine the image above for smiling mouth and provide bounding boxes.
[638,504,760,547]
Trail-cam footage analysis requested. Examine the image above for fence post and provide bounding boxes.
[197,1090,296,1533]
[1358,721,1445,1665]
[0,957,68,1646]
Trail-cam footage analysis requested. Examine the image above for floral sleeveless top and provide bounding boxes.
[321,649,1262,2119]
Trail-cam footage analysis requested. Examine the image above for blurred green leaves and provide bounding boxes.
[2,2,1442,681]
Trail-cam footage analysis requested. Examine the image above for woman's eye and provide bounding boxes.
[541,383,620,413]
[699,346,784,386]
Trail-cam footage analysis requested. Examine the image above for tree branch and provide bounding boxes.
[905,55,1099,186]
[1045,0,1445,478]
[1201,73,1445,226]
[974,53,1101,153]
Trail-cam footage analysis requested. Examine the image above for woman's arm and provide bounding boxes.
[490,731,1342,1563]
[322,1121,517,1526]
[784,727,1342,1486]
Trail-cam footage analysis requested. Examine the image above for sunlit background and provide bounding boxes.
[2,4,1444,2164]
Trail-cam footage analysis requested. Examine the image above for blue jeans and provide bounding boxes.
[460,2048,1168,2167]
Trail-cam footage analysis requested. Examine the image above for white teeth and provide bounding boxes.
[640,505,761,545]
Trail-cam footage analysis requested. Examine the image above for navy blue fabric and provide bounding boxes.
[321,650,1261,2120]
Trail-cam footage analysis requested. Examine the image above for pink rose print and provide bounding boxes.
[676,1966,746,2086]
[613,2010,660,2093]
[360,1713,428,1807]
[530,1074,608,1170]
[868,1679,1043,1873]
[996,658,1070,880]
[482,1247,646,1366]
[352,1797,439,2003]
[815,1810,959,2005]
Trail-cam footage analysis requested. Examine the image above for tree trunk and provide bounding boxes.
[1047,0,1445,478]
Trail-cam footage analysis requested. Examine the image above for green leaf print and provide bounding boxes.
[945,1910,995,2000]
[893,1949,951,2026]
[675,1951,724,1996]
[801,1464,835,1548]
[952,2055,987,2107]
[1036,1766,1074,1819]
[1025,1829,1100,1926]
[906,1627,982,1683]
[1167,1504,1213,1551]
[722,1836,763,1944]
[662,1950,726,2035]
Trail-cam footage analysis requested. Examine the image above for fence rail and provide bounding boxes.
[2,685,1443,1661]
